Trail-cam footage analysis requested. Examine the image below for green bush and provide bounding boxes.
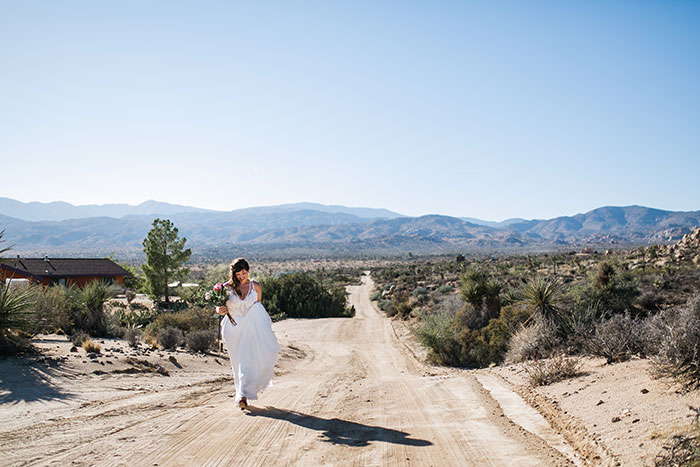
[416,296,530,368]
[568,262,640,317]
[260,273,353,319]
[414,297,462,367]
[378,299,396,317]
[369,291,382,301]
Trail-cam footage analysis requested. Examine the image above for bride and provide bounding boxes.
[216,258,281,409]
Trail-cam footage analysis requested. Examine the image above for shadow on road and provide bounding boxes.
[245,406,432,447]
[0,358,74,405]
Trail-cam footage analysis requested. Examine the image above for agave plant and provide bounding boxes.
[519,275,572,335]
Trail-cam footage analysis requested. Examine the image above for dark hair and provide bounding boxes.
[228,258,250,289]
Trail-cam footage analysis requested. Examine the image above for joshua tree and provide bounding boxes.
[519,275,572,335]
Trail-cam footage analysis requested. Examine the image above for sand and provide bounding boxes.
[1,274,697,466]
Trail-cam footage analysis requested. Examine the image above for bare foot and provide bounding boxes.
[239,397,248,410]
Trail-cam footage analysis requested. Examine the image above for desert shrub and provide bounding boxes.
[393,292,413,319]
[412,287,429,297]
[72,281,119,336]
[415,295,463,366]
[185,329,217,353]
[505,318,563,363]
[124,328,142,347]
[0,280,36,353]
[649,295,700,389]
[82,339,101,353]
[654,407,700,467]
[460,267,501,317]
[145,306,215,337]
[71,331,89,346]
[369,291,382,301]
[260,273,353,319]
[157,326,183,350]
[30,285,73,333]
[417,296,530,368]
[588,313,647,363]
[518,275,572,335]
[524,354,582,386]
[378,299,396,317]
[569,262,640,317]
[115,306,160,330]
[456,303,492,331]
[456,304,532,368]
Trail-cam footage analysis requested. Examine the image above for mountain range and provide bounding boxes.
[0,198,698,259]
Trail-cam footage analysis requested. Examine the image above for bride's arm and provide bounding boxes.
[254,281,262,302]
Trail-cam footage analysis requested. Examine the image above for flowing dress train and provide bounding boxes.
[220,281,280,403]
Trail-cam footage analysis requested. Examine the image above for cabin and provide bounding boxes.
[0,256,130,287]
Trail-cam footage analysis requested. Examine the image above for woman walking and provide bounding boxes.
[216,258,280,409]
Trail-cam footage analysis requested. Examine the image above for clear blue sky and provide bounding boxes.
[1,1,698,221]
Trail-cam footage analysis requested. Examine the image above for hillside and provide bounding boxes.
[1,200,699,258]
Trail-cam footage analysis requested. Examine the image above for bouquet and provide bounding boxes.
[206,283,236,326]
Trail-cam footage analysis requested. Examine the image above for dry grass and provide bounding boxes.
[81,339,101,354]
[524,354,582,386]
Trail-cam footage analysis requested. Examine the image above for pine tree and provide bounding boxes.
[142,219,191,305]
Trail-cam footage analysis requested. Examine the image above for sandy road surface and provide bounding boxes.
[3,275,575,466]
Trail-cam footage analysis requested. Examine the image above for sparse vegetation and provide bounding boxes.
[524,355,582,386]
[185,329,217,353]
[156,326,183,350]
[655,407,700,467]
[648,295,700,390]
[371,232,700,388]
[124,328,142,347]
[81,339,102,353]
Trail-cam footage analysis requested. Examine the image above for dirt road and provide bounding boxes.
[3,275,576,466]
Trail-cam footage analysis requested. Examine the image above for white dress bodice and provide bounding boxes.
[226,281,258,316]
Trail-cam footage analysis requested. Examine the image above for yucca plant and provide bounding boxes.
[74,280,119,336]
[519,275,572,335]
[0,280,36,351]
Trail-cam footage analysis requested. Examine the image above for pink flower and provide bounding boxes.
[214,283,223,291]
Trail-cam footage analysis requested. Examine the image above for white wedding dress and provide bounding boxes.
[220,281,280,404]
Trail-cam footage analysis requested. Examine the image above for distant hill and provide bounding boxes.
[0,198,404,222]
[505,206,700,243]
[1,200,699,259]
[460,217,527,228]
[0,198,217,222]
